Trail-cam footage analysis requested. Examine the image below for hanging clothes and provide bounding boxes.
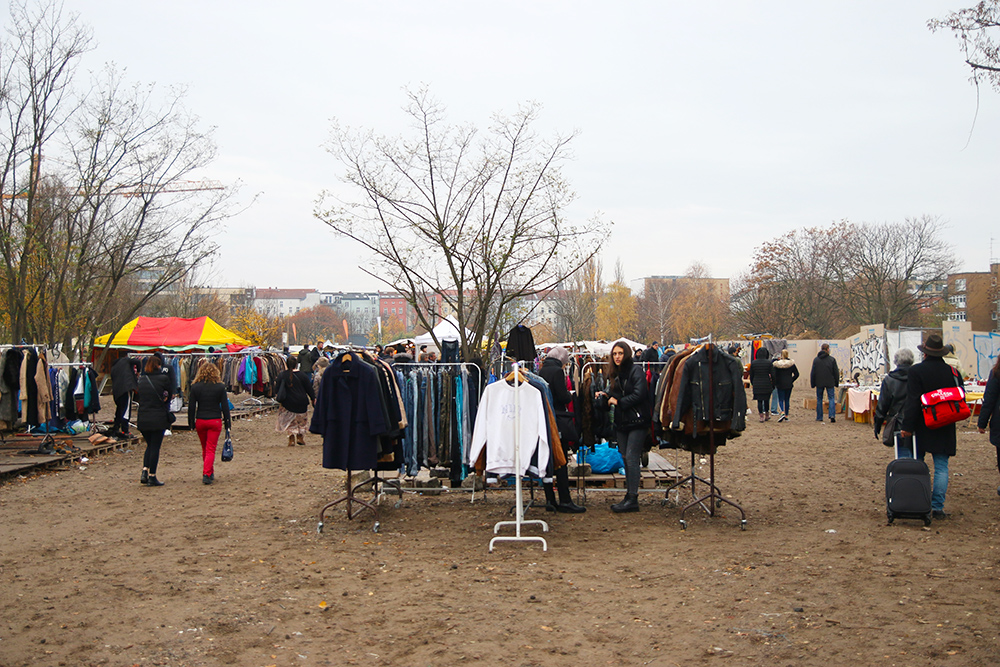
[311,351,390,471]
[468,373,550,477]
[506,325,536,362]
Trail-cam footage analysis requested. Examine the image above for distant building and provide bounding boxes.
[254,288,321,317]
[632,275,730,300]
[946,263,1000,331]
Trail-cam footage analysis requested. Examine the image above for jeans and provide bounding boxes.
[815,386,835,420]
[919,451,950,512]
[616,428,646,496]
[196,418,222,476]
[776,388,792,415]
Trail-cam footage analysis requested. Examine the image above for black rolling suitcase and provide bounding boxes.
[885,433,932,526]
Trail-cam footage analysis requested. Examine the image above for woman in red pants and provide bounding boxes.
[187,360,232,485]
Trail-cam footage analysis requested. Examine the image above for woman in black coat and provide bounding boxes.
[274,356,315,446]
[977,355,1000,497]
[749,348,775,422]
[537,347,585,514]
[900,334,962,518]
[597,340,650,514]
[136,355,173,486]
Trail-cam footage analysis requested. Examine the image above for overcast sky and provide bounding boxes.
[46,1,1000,291]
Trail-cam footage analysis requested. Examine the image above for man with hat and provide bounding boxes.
[900,334,961,519]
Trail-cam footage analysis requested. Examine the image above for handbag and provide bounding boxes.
[921,370,971,429]
[275,377,288,403]
[221,428,233,462]
[880,413,898,447]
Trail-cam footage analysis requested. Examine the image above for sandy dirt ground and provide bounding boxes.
[1,396,999,667]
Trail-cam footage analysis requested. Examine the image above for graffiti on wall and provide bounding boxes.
[973,332,1000,379]
[851,334,886,383]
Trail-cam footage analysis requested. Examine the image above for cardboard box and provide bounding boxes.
[804,398,842,413]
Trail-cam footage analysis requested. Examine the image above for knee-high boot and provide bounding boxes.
[555,466,586,513]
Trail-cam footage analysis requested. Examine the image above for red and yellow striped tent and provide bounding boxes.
[94,317,250,352]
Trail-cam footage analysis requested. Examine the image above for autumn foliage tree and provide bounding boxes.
[231,307,282,348]
[287,305,349,345]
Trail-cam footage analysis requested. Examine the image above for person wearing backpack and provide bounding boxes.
[900,334,961,519]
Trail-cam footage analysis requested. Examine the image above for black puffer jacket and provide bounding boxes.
[749,350,775,400]
[609,360,650,432]
[873,366,908,437]
[772,358,800,390]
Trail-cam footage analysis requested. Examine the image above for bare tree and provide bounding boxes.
[929,2,1000,92]
[0,0,92,344]
[833,216,958,328]
[0,2,233,357]
[317,88,603,359]
[552,256,602,341]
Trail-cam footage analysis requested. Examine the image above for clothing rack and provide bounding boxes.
[660,335,747,530]
[489,362,549,552]
[316,469,402,534]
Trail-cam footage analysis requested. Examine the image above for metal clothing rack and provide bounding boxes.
[316,469,403,534]
[394,361,484,500]
[660,335,747,530]
[490,362,549,552]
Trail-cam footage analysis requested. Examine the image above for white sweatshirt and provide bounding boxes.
[468,380,549,477]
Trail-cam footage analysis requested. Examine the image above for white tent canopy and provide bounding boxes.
[413,315,474,347]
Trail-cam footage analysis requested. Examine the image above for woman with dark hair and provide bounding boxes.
[274,356,315,446]
[749,348,775,423]
[188,360,232,485]
[136,355,173,486]
[977,354,1000,496]
[597,340,651,513]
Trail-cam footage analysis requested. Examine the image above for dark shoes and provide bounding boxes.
[140,469,148,485]
[146,475,164,487]
[555,501,586,514]
[202,474,214,485]
[611,495,639,513]
[932,510,949,520]
[830,417,836,423]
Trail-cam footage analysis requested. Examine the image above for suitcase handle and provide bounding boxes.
[894,431,916,460]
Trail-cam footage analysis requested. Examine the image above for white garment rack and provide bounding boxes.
[489,362,549,552]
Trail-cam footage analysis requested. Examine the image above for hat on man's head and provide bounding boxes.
[918,333,952,357]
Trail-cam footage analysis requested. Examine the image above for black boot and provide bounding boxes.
[146,474,164,487]
[140,469,149,485]
[555,466,586,513]
[543,481,558,512]
[611,494,639,513]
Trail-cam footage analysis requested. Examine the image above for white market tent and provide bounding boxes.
[413,315,475,347]
[537,339,647,357]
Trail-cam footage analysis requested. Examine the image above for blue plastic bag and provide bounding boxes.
[579,441,624,474]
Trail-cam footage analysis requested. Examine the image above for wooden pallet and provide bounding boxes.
[0,432,138,480]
